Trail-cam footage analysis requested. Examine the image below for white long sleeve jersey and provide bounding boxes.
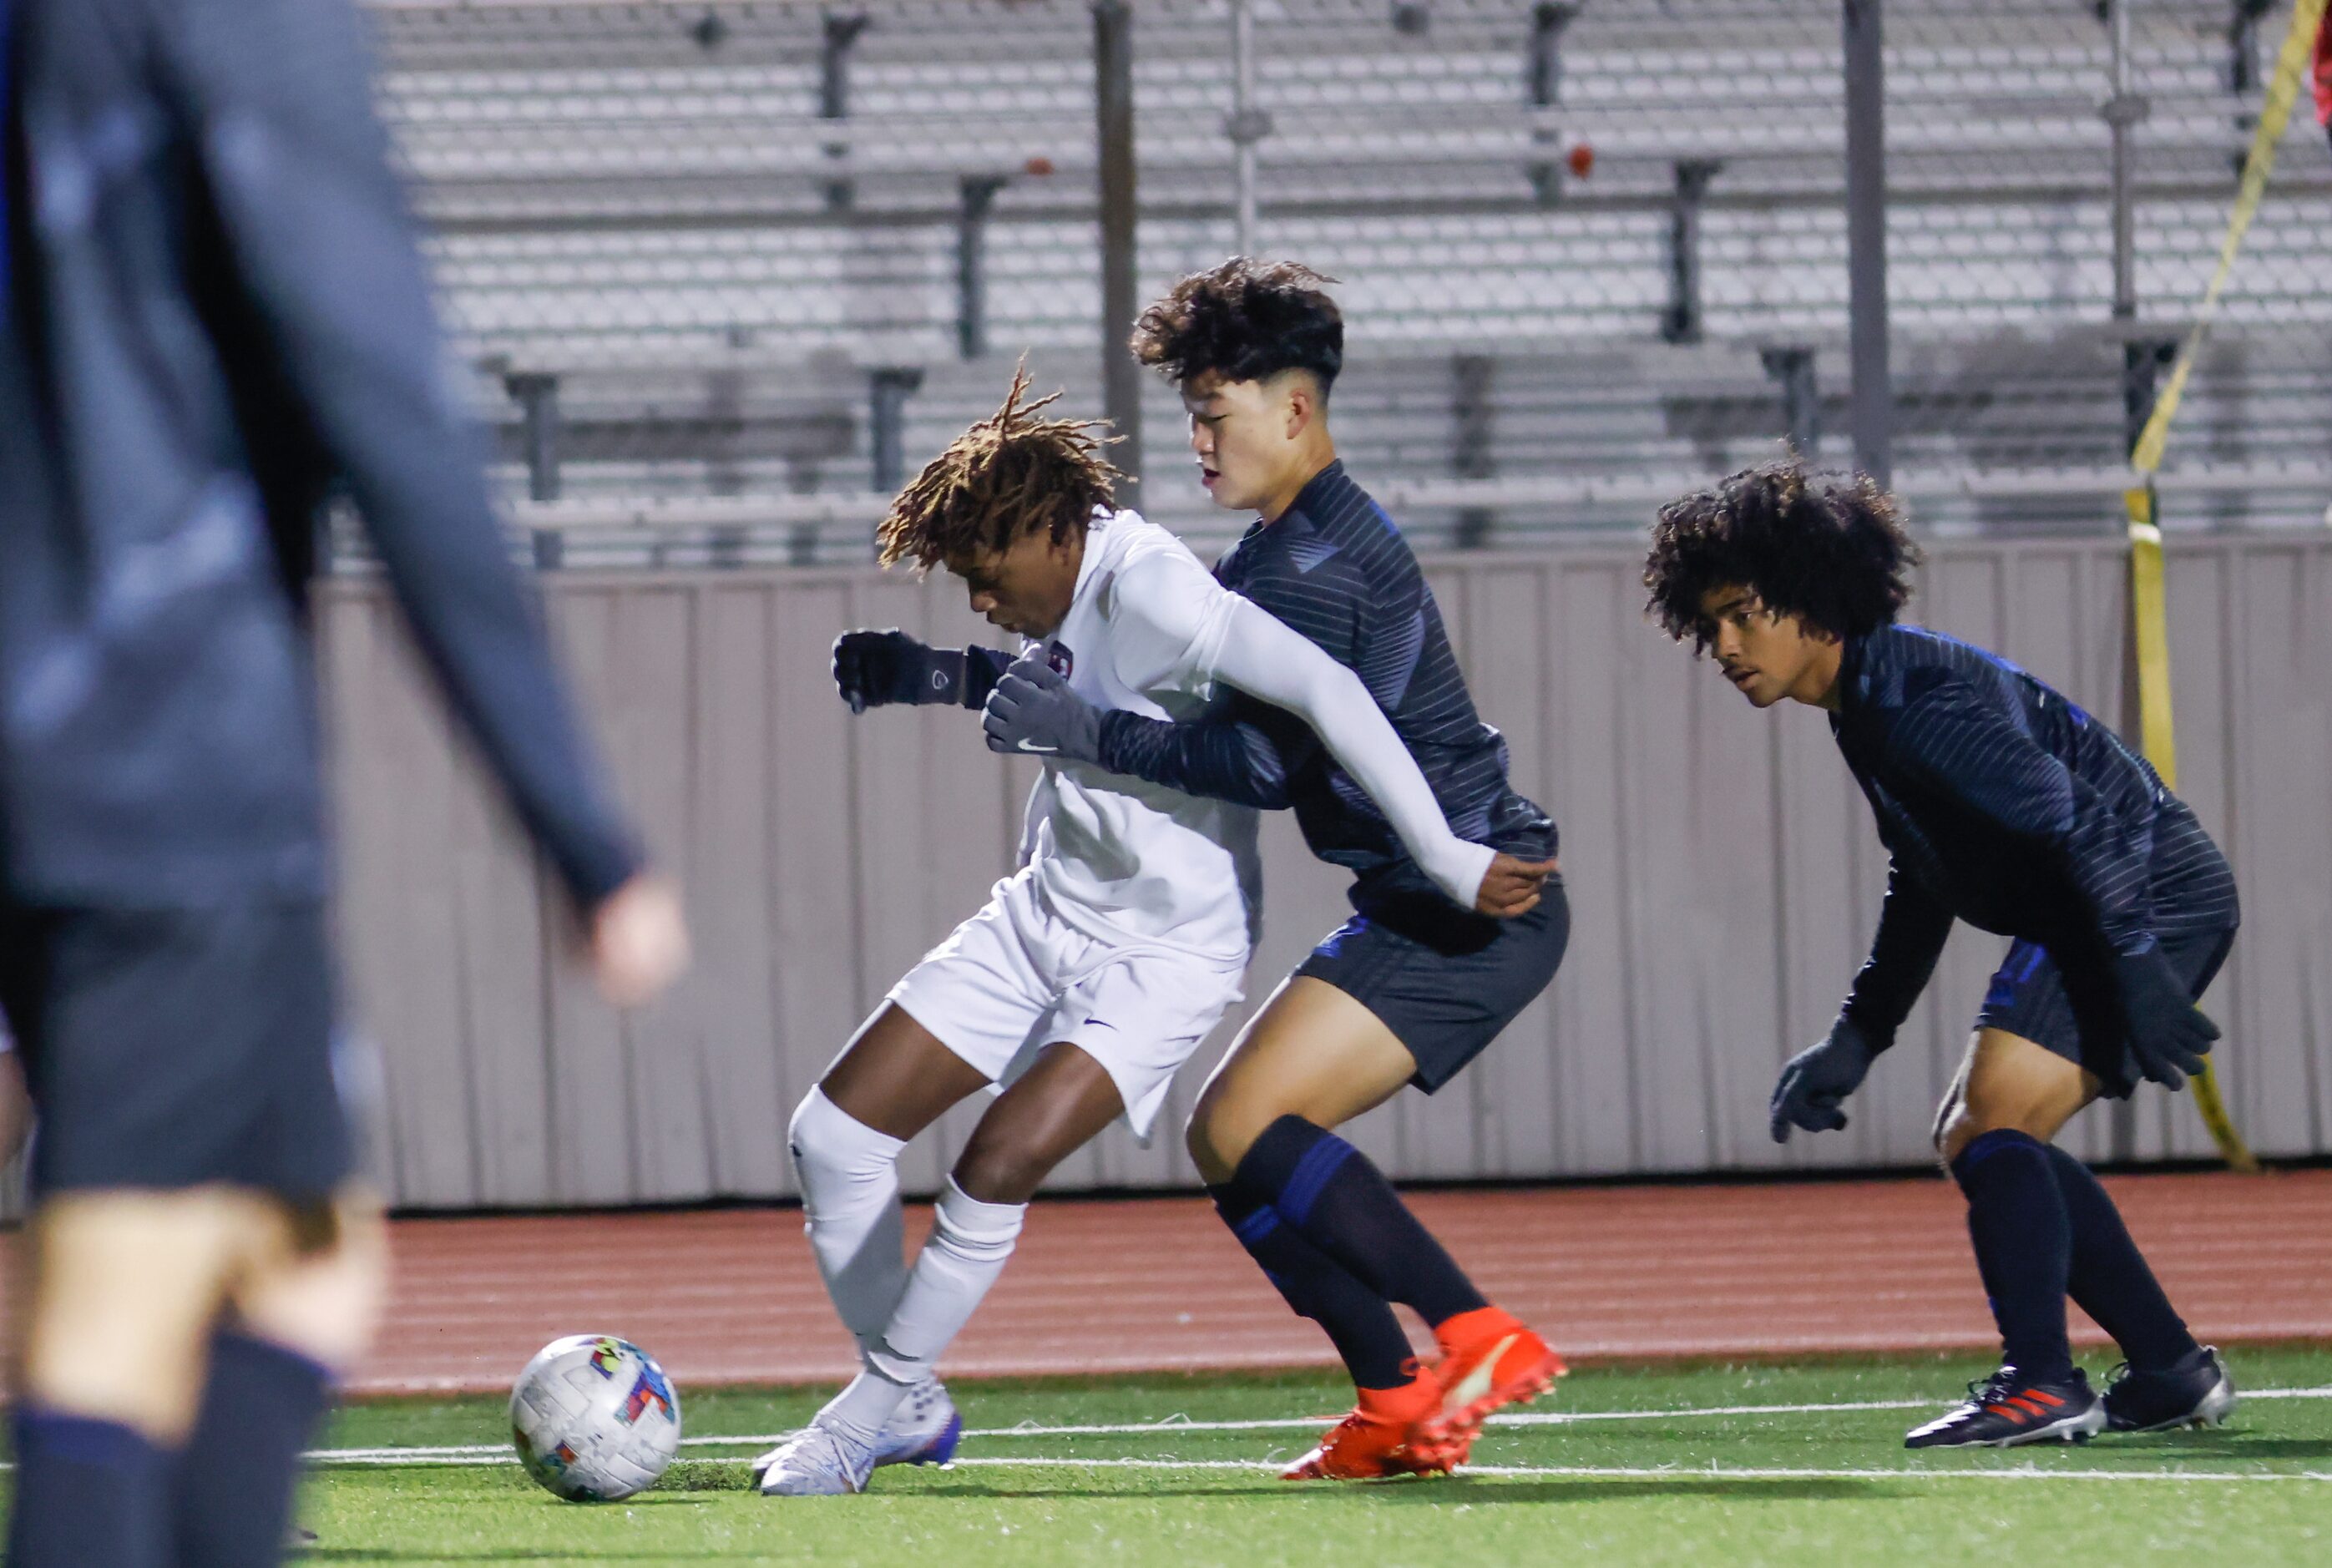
[1017,508,1493,969]
[1018,509,1260,967]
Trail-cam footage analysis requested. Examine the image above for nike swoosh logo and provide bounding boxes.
[1014,738,1060,753]
[1445,1333,1518,1412]
[1082,1017,1115,1030]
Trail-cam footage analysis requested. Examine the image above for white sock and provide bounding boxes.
[788,1087,908,1355]
[862,1178,1026,1393]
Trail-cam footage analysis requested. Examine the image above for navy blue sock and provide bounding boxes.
[1233,1116,1489,1329]
[1950,1129,2076,1383]
[1208,1184,1416,1389]
[2043,1146,2201,1373]
[7,1407,170,1567]
[171,1332,334,1568]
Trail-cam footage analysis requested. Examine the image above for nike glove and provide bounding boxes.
[2110,946,2219,1090]
[1769,1014,1883,1142]
[981,656,1101,763]
[832,630,969,711]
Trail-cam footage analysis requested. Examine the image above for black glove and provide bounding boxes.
[832,630,968,711]
[2110,946,2218,1090]
[1769,1014,1883,1143]
[981,655,1102,763]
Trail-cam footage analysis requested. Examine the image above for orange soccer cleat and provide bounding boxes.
[1408,1306,1567,1469]
[1280,1371,1456,1481]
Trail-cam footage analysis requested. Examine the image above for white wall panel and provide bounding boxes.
[321,532,2332,1206]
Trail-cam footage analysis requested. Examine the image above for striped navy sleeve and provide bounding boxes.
[1095,699,1311,811]
[1880,675,2156,955]
[1840,862,1956,1042]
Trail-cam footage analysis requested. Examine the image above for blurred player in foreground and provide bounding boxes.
[758,370,1534,1495]
[981,260,1567,1478]
[1645,463,2239,1449]
[0,0,688,1560]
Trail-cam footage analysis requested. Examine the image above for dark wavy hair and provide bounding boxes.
[1644,460,1920,653]
[878,365,1120,571]
[1129,257,1343,394]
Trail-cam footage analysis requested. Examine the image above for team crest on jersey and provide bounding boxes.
[1045,640,1074,678]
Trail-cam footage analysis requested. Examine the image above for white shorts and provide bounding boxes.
[887,872,1246,1142]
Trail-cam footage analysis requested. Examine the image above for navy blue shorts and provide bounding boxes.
[1295,878,1568,1093]
[0,899,356,1200]
[1975,923,2236,1099]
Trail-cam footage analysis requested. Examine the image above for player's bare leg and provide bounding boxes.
[954,1042,1130,1206]
[1934,1027,2097,1163]
[14,1184,377,1562]
[1187,978,1414,1181]
[1190,978,1563,1477]
[821,1003,994,1141]
[18,1190,261,1443]
[228,1188,392,1373]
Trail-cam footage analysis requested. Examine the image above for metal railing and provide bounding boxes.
[341,0,2332,567]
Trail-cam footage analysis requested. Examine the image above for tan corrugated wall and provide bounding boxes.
[318,532,2332,1208]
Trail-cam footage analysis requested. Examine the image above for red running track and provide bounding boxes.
[354,1167,2332,1395]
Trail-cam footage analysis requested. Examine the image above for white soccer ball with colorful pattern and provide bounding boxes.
[508,1335,683,1501]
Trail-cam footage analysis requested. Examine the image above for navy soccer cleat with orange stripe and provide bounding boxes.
[1904,1368,2107,1449]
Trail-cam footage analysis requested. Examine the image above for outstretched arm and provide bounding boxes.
[1093,701,1309,811]
[832,631,1013,712]
[180,0,641,910]
[1196,596,1504,909]
[983,559,1550,913]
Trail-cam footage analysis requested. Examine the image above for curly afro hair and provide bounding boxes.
[1644,459,1920,654]
[878,363,1120,572]
[1129,256,1343,394]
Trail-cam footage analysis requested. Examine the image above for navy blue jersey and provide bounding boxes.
[1831,624,2238,1036]
[1095,462,1553,908]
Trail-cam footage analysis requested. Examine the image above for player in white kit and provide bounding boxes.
[756,374,1552,1495]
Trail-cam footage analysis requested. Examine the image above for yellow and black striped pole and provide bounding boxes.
[2118,0,2324,1171]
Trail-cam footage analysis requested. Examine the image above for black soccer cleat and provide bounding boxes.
[1904,1368,2107,1449]
[2104,1346,2238,1434]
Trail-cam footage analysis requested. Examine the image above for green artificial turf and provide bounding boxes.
[284,1348,2332,1565]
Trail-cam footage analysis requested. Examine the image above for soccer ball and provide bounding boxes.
[508,1335,683,1501]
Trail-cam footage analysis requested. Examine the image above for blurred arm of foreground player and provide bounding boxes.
[180,0,686,975]
[17,0,688,1474]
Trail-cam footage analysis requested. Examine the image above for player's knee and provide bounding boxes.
[1183,1095,1256,1186]
[950,1145,1050,1207]
[788,1086,900,1201]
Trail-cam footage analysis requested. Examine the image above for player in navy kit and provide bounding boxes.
[1644,461,2239,1448]
[984,261,1567,1478]
[2,2,687,1560]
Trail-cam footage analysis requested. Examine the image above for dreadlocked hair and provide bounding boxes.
[1644,458,1921,654]
[878,365,1122,571]
[1130,256,1343,393]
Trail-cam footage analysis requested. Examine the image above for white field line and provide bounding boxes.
[296,1451,2332,1484]
[306,1385,2332,1464]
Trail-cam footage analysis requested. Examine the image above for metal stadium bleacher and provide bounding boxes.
[352,0,2332,566]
